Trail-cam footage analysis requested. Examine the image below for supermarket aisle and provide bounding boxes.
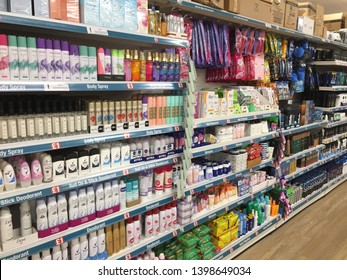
[235,182,347,260]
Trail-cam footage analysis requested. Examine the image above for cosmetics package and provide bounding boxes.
[8,0,32,15]
[33,0,50,17]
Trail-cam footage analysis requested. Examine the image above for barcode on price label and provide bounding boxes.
[51,142,61,150]
[55,237,64,245]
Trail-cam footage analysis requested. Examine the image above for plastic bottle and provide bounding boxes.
[52,245,62,260]
[0,170,4,192]
[131,49,140,81]
[159,205,166,232]
[124,49,132,81]
[152,208,160,236]
[70,238,81,260]
[111,180,120,207]
[97,229,106,254]
[133,215,141,245]
[78,188,88,218]
[87,186,96,215]
[95,183,105,212]
[126,217,135,247]
[61,242,68,260]
[154,167,164,195]
[145,210,153,238]
[3,163,16,191]
[68,190,79,221]
[166,204,172,229]
[100,145,111,170]
[80,235,89,260]
[0,207,13,242]
[57,193,68,225]
[171,201,177,226]
[111,144,121,168]
[40,153,52,183]
[119,180,127,209]
[89,231,98,259]
[36,199,48,231]
[104,181,113,209]
[41,249,52,260]
[31,159,43,185]
[20,201,32,237]
[19,161,31,188]
[47,196,58,228]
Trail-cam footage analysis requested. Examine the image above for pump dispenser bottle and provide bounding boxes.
[131,50,140,81]
[124,49,132,81]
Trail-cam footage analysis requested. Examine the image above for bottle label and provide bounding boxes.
[80,158,89,171]
[68,160,77,174]
[17,119,26,138]
[91,156,100,168]
[45,117,53,135]
[55,162,64,176]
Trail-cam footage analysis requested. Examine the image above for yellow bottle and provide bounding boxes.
[140,51,146,81]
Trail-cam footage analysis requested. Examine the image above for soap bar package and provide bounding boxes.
[0,0,7,11]
[33,0,50,18]
[49,0,67,20]
[100,0,112,28]
[66,0,80,22]
[124,0,137,32]
[80,0,100,26]
[111,0,124,29]
[8,0,32,15]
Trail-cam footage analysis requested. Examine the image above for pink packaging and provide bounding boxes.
[137,0,148,34]
[66,0,80,23]
[96,205,120,218]
[68,213,96,227]
[37,222,69,238]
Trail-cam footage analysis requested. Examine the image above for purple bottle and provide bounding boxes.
[61,41,70,81]
[105,49,111,75]
[152,52,160,82]
[46,39,55,81]
[36,38,47,80]
[69,44,80,81]
[53,40,62,81]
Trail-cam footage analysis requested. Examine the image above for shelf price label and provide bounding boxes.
[44,83,69,91]
[87,26,108,36]
[173,230,178,237]
[178,82,183,88]
[173,157,178,163]
[124,212,130,219]
[124,133,131,139]
[256,231,259,236]
[190,189,195,195]
[175,126,180,132]
[51,186,61,194]
[223,177,227,183]
[225,206,229,212]
[126,83,134,90]
[125,254,132,260]
[230,247,234,253]
[193,221,198,227]
[51,142,61,150]
[55,237,64,245]
[122,169,129,176]
[154,37,159,43]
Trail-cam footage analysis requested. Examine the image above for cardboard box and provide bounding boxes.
[298,2,316,20]
[324,12,346,31]
[284,0,298,30]
[314,17,324,37]
[297,16,314,35]
[239,0,285,27]
[224,0,239,13]
[315,3,324,21]
[210,0,224,9]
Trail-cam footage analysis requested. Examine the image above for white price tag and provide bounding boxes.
[104,124,112,133]
[44,83,69,91]
[87,26,108,36]
[265,23,272,28]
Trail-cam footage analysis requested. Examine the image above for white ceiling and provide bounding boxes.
[308,0,347,14]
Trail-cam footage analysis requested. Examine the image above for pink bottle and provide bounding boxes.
[19,161,32,188]
[97,47,105,75]
[31,160,43,185]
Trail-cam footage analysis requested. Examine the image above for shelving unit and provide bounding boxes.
[213,172,347,260]
[1,0,347,263]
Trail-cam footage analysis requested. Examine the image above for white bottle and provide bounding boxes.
[87,186,96,215]
[166,205,172,229]
[171,202,177,226]
[68,191,79,221]
[0,207,13,242]
[57,193,68,225]
[78,188,88,218]
[47,196,58,228]
[8,35,19,80]
[126,218,134,247]
[145,211,153,238]
[79,45,89,81]
[41,249,52,260]
[100,145,111,170]
[88,231,98,259]
[104,181,113,209]
[111,144,121,168]
[95,183,105,211]
[121,144,130,166]
[31,253,41,260]
[0,170,4,192]
[17,36,29,80]
[80,235,89,260]
[52,40,62,81]
[27,37,38,81]
[36,199,48,231]
[95,101,102,126]
[61,242,68,260]
[20,201,32,237]
[111,180,120,207]
[97,229,106,254]
[52,245,62,260]
[159,206,166,233]
[152,208,160,236]
[46,39,55,81]
[3,163,17,191]
[133,215,141,245]
[119,180,126,209]
[40,154,53,183]
[70,238,81,260]
[143,139,150,157]
[78,150,90,175]
[61,41,70,81]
